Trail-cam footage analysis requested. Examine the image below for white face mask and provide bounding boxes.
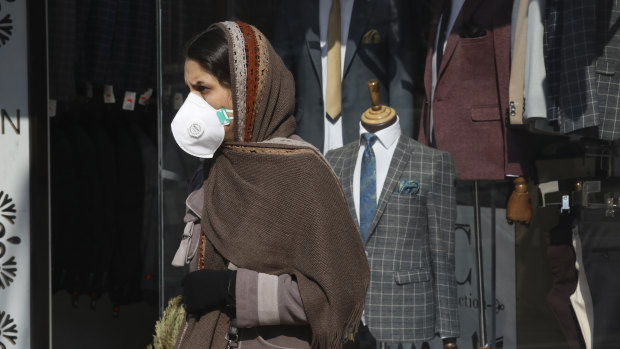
[171,92,233,158]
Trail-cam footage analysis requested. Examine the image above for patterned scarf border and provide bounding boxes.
[236,21,259,142]
[217,21,247,142]
[217,21,272,143]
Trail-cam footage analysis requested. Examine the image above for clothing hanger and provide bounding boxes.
[569,140,619,213]
[535,136,620,215]
[583,141,617,177]
[360,79,397,133]
[572,177,620,216]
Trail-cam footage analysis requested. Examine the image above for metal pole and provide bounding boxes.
[155,0,165,316]
[474,181,489,348]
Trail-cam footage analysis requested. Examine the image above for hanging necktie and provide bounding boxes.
[326,0,342,120]
[360,133,378,243]
[436,0,452,69]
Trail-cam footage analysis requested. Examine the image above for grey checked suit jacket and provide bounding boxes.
[545,0,620,140]
[326,135,460,342]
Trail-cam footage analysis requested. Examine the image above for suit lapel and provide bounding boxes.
[343,0,376,79]
[422,2,443,142]
[438,0,484,79]
[424,0,443,96]
[366,135,409,242]
[304,1,322,86]
[341,144,360,229]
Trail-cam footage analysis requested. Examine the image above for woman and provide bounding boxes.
[170,21,369,348]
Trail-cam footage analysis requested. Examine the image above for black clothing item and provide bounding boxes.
[65,119,104,296]
[188,160,210,196]
[578,208,620,348]
[108,113,145,306]
[546,210,583,349]
[182,269,236,315]
[50,117,80,293]
[353,322,377,349]
[84,112,118,303]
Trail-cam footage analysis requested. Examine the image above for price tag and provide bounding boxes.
[48,99,57,117]
[104,85,116,104]
[138,88,153,106]
[122,91,137,111]
[173,92,184,110]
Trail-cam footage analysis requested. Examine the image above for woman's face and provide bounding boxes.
[184,58,235,142]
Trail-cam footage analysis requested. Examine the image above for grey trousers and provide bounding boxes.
[577,208,620,348]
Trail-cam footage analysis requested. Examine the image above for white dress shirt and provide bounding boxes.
[430,0,466,143]
[352,117,401,223]
[523,0,548,120]
[320,0,356,153]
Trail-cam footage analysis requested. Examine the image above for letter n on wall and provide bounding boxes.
[1,109,20,135]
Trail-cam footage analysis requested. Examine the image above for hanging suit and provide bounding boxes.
[418,0,528,180]
[326,133,459,343]
[273,0,416,152]
[544,0,620,141]
[577,206,620,348]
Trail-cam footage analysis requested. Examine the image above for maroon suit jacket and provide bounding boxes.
[418,0,528,181]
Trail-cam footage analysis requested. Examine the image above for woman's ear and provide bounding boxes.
[223,119,235,142]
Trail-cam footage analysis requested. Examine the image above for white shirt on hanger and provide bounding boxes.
[319,0,356,153]
[352,116,401,222]
[523,0,548,120]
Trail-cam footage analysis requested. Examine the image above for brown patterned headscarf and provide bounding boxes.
[175,22,369,349]
[216,21,297,143]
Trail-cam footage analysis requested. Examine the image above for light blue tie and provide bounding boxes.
[360,133,378,243]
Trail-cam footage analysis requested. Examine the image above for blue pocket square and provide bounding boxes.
[396,180,420,195]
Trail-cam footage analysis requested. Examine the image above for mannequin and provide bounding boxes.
[360,80,397,133]
[326,80,460,348]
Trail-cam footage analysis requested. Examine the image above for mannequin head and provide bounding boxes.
[360,80,397,133]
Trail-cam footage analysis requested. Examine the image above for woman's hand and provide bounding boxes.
[181,269,237,315]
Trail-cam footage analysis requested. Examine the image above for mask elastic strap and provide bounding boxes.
[216,108,233,125]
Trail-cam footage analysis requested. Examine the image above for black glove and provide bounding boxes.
[353,322,376,349]
[181,269,237,315]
